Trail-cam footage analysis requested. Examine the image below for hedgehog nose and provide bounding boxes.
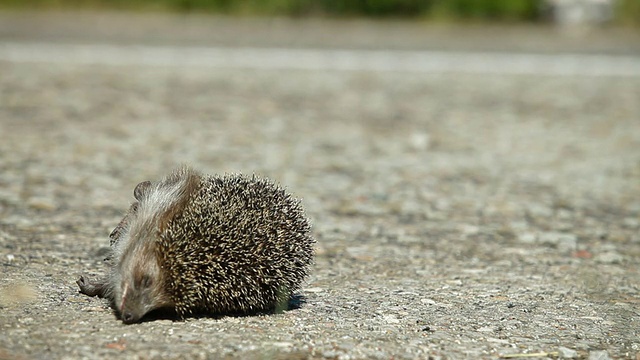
[122,312,135,323]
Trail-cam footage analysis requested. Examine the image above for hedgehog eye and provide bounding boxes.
[140,274,153,288]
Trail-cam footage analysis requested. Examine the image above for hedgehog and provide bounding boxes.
[77,166,315,324]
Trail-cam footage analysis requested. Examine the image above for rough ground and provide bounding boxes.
[1,11,639,360]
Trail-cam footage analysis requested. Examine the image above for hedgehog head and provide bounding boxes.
[111,233,174,324]
[108,169,199,323]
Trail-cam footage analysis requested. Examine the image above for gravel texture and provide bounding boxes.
[1,11,639,360]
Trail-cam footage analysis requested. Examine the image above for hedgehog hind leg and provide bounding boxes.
[271,286,307,313]
[286,293,306,310]
[77,274,109,298]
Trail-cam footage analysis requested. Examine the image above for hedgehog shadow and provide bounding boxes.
[125,294,307,324]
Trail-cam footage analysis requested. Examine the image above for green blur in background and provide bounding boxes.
[0,0,638,25]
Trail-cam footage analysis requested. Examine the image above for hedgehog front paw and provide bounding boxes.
[77,274,105,297]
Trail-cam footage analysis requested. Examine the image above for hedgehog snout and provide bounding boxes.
[122,311,138,324]
[115,272,175,324]
[116,281,148,324]
[118,288,150,324]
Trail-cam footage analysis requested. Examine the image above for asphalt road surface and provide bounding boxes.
[0,11,639,360]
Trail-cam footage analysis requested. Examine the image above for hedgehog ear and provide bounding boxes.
[134,181,152,200]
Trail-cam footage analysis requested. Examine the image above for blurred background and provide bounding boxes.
[0,0,638,26]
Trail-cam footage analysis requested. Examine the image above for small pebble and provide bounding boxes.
[517,232,537,244]
[594,252,623,264]
[383,315,400,324]
[270,342,293,348]
[558,346,578,358]
[409,133,430,151]
[421,298,437,305]
[588,350,611,360]
[623,218,639,229]
[539,232,577,252]
[27,197,56,211]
